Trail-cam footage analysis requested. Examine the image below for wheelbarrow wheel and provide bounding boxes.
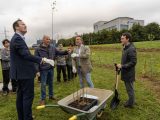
[96,109,104,118]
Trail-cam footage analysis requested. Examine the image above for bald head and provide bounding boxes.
[42,35,51,46]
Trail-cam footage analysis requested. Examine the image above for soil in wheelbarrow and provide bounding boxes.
[68,97,98,111]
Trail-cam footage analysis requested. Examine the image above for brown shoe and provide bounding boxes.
[49,97,57,100]
[39,100,45,106]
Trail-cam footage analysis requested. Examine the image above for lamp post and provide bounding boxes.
[51,1,56,41]
[0,27,9,39]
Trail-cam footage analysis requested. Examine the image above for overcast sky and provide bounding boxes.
[0,0,160,47]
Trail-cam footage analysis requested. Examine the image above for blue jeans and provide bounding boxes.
[77,67,94,88]
[40,69,54,100]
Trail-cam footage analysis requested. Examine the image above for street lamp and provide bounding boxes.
[51,1,56,41]
[0,27,9,39]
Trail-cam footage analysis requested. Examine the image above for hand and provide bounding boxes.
[71,53,79,58]
[36,72,40,77]
[68,49,72,53]
[116,64,122,69]
[42,58,54,66]
[72,66,77,73]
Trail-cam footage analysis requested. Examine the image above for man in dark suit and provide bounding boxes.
[116,32,137,108]
[10,19,54,120]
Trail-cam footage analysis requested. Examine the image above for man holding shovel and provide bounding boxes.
[116,32,137,108]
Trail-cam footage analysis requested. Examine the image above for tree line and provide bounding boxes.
[58,22,160,46]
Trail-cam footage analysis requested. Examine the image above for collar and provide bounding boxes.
[123,43,131,50]
[16,32,25,40]
[40,43,50,50]
[77,44,83,49]
[4,47,9,50]
[42,43,49,47]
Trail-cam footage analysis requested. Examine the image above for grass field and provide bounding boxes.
[0,41,160,120]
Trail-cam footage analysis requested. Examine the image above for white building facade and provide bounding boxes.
[94,17,144,32]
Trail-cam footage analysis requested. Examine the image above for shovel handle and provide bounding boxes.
[114,63,121,75]
[115,73,119,90]
[114,63,120,89]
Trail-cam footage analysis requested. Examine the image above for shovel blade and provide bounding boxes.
[110,90,120,110]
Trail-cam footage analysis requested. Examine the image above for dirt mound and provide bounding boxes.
[91,46,121,52]
[138,48,160,52]
[92,62,114,70]
[141,75,160,101]
[91,46,160,52]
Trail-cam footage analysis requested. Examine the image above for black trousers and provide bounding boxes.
[66,65,73,80]
[2,69,17,92]
[16,79,34,120]
[57,65,67,82]
[124,81,135,105]
[11,79,17,92]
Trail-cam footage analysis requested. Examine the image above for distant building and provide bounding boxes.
[32,39,56,49]
[93,17,144,32]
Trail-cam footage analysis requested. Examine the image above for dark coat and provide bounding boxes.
[121,43,137,82]
[10,33,42,80]
[34,44,55,71]
[34,44,68,71]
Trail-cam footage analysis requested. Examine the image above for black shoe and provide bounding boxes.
[124,103,134,108]
[12,88,17,93]
[57,80,61,83]
[64,79,67,82]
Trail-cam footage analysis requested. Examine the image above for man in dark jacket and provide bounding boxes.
[10,19,54,120]
[116,32,137,108]
[35,36,68,105]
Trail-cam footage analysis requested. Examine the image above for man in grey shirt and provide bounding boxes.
[1,39,17,95]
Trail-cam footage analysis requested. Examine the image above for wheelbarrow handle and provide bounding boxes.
[69,113,86,120]
[69,115,77,120]
[36,105,45,109]
[36,105,59,110]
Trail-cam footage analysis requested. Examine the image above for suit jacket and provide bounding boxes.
[121,43,137,82]
[10,33,42,80]
[72,44,92,74]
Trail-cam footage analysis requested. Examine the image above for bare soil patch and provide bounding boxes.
[91,46,160,52]
[140,75,160,101]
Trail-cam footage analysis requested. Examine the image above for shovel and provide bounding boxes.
[110,63,121,110]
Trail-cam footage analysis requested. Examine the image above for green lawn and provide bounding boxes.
[0,41,160,120]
